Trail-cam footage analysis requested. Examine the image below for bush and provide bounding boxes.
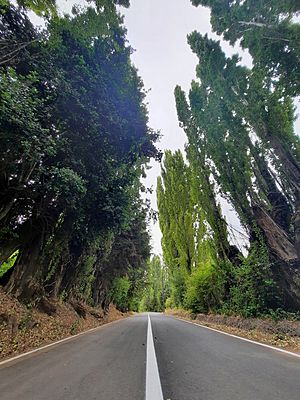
[109,277,131,312]
[165,297,173,309]
[184,264,225,313]
[223,240,279,317]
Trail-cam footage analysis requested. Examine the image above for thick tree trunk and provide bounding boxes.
[294,205,300,259]
[249,141,292,232]
[4,218,47,301]
[92,271,110,310]
[5,236,44,301]
[253,205,300,310]
[267,133,300,197]
[41,213,76,298]
[272,257,300,311]
[253,205,297,263]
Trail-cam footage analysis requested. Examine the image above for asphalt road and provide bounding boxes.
[0,313,299,400]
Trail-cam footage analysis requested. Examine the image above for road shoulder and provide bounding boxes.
[165,309,300,355]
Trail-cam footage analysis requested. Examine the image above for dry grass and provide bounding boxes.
[0,288,128,361]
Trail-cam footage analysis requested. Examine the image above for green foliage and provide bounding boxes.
[223,239,278,317]
[191,0,300,96]
[140,256,168,312]
[172,28,300,313]
[19,0,56,16]
[1,0,57,16]
[157,151,196,274]
[169,267,187,308]
[184,263,225,313]
[109,276,131,312]
[165,297,173,309]
[0,250,18,278]
[157,149,230,310]
[160,17,300,314]
[0,3,158,306]
[77,255,97,302]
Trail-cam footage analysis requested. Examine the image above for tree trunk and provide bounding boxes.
[267,133,300,197]
[92,271,110,309]
[249,141,292,232]
[294,205,300,259]
[253,204,300,310]
[4,219,46,301]
[5,236,44,301]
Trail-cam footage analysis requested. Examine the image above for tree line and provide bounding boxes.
[0,0,160,310]
[1,0,299,317]
[157,0,300,316]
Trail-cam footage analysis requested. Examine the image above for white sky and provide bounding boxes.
[122,0,253,255]
[37,1,299,255]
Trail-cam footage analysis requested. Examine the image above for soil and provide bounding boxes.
[166,309,300,354]
[0,287,129,361]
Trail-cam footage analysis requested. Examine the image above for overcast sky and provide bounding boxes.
[51,1,299,255]
[122,0,254,255]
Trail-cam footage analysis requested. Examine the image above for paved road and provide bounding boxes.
[0,313,299,400]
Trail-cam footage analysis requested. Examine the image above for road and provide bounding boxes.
[0,313,299,400]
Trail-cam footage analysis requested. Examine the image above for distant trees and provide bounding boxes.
[140,256,168,312]
[109,255,168,313]
[0,2,158,308]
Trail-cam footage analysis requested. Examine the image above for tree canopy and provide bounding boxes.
[0,1,158,308]
[157,2,300,315]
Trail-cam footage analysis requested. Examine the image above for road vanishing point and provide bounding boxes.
[0,313,299,400]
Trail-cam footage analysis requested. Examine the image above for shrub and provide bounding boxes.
[109,277,131,312]
[184,263,225,313]
[223,240,279,317]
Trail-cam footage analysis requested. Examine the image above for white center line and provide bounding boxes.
[146,313,164,400]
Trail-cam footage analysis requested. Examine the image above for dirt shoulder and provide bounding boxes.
[0,287,129,361]
[166,309,300,354]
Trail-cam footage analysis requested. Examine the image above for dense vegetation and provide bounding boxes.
[109,255,168,312]
[157,0,300,317]
[0,0,160,310]
[1,0,299,318]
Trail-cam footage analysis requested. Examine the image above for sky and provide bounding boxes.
[36,0,299,255]
[122,0,253,255]
[52,0,254,255]
[124,0,207,255]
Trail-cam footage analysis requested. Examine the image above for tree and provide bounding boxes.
[157,150,228,309]
[0,3,158,307]
[140,256,168,312]
[191,0,300,96]
[174,32,300,311]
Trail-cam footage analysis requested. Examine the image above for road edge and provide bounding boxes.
[0,315,132,367]
[168,315,300,359]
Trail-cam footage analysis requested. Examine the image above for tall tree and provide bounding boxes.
[157,150,228,308]
[191,0,300,96]
[175,32,300,310]
[140,256,168,312]
[0,3,158,305]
